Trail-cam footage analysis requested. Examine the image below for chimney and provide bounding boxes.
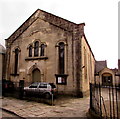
[118,59,120,70]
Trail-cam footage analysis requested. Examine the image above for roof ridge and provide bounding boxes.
[37,9,85,25]
[6,9,85,44]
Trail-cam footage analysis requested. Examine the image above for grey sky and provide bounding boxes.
[0,0,119,68]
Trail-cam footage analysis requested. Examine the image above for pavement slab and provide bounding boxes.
[1,96,90,118]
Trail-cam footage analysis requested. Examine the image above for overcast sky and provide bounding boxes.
[0,0,119,68]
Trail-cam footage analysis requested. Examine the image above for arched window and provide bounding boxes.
[14,48,19,75]
[34,41,39,57]
[29,45,32,57]
[59,42,65,74]
[40,44,45,56]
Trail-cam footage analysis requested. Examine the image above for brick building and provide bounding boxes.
[5,9,95,97]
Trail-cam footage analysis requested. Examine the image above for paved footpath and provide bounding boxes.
[1,96,90,118]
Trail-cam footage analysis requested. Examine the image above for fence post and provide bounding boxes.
[51,93,54,106]
[115,75,119,119]
[99,83,102,118]
[19,80,24,99]
[108,83,112,119]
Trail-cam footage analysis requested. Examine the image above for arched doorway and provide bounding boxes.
[102,73,113,86]
[32,68,41,82]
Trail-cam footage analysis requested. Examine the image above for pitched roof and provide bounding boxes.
[6,9,85,44]
[5,9,95,59]
[95,60,107,73]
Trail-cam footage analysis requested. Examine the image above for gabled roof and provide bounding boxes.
[5,9,95,59]
[95,60,107,73]
[6,9,85,44]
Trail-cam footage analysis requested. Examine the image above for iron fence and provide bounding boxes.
[90,83,120,119]
[2,80,55,105]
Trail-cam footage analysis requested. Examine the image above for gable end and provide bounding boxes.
[6,9,85,46]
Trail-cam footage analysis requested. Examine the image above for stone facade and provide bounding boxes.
[5,9,95,97]
[81,36,95,95]
[0,44,5,80]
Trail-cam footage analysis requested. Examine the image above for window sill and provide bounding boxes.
[10,74,19,76]
[25,56,48,61]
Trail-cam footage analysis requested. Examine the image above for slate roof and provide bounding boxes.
[95,60,120,76]
[95,60,107,73]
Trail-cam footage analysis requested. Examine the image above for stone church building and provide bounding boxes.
[0,44,5,80]
[5,9,95,97]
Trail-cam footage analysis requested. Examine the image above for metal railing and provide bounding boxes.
[2,80,55,105]
[90,83,120,119]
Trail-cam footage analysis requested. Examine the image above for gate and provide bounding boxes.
[90,82,120,119]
